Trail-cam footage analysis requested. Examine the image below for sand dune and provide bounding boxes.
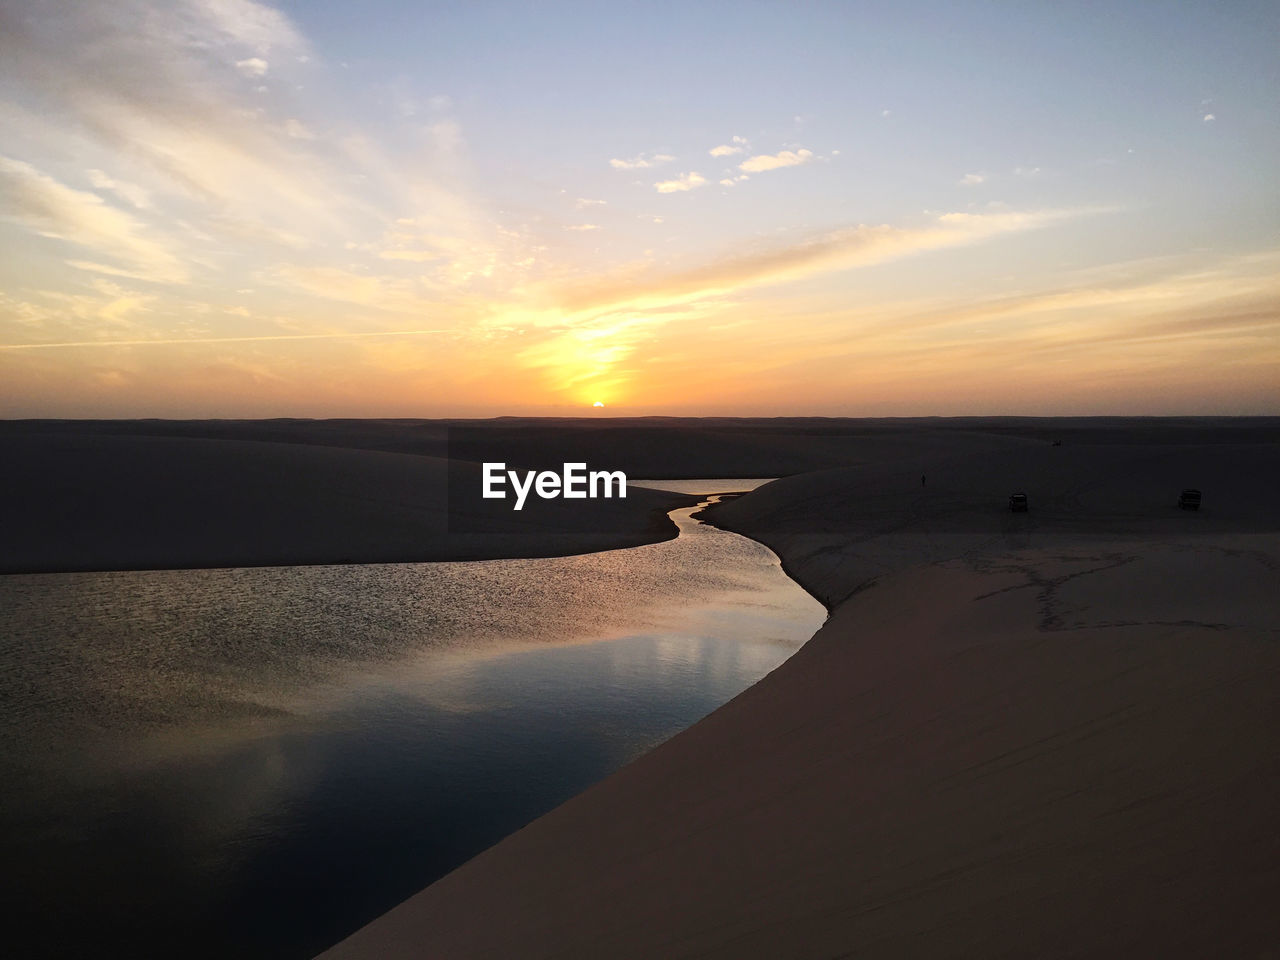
[7,416,1274,574]
[319,422,1280,958]
[705,432,1280,606]
[4,417,1277,955]
[0,432,691,573]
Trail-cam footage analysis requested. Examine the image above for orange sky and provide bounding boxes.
[1,1,1277,416]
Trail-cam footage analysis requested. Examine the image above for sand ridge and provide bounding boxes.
[315,419,1279,958]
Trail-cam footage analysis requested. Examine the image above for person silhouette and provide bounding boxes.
[921,474,926,487]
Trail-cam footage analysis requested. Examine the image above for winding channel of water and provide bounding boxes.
[0,485,825,958]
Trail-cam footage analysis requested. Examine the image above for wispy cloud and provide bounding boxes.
[283,118,314,140]
[0,0,355,237]
[739,148,812,173]
[554,209,1092,325]
[0,0,517,316]
[655,172,706,193]
[86,170,153,209]
[709,136,748,157]
[0,328,452,350]
[609,152,674,170]
[567,224,600,232]
[959,172,986,186]
[234,56,269,77]
[0,157,188,283]
[508,207,1096,401]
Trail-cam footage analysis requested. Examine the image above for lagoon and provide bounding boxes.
[0,487,824,958]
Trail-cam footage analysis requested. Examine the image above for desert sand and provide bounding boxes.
[3,417,1277,955]
[314,418,1279,958]
[0,425,697,572]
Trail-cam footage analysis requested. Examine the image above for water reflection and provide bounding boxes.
[0,493,824,959]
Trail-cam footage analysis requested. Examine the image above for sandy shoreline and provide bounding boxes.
[316,420,1279,958]
[320,536,1279,959]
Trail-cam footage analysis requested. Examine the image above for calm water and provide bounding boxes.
[0,492,824,959]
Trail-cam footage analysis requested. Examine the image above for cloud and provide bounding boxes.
[0,0,345,238]
[191,0,305,53]
[0,156,188,283]
[709,141,745,157]
[575,197,607,209]
[557,208,1092,320]
[0,328,453,350]
[269,264,403,307]
[567,224,600,232]
[509,208,1099,402]
[87,169,152,209]
[1203,113,1215,122]
[609,153,674,170]
[1013,166,1041,178]
[654,172,706,193]
[738,148,813,173]
[0,0,515,307]
[959,172,986,186]
[283,118,314,139]
[377,249,441,262]
[235,56,269,77]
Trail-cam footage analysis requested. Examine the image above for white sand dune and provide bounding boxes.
[320,424,1280,958]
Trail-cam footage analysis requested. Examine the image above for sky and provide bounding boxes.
[0,0,1276,417]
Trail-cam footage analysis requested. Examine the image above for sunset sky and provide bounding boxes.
[1,0,1276,417]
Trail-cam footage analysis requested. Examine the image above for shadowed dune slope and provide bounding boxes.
[0,434,691,573]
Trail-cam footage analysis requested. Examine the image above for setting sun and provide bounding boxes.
[0,1,1275,417]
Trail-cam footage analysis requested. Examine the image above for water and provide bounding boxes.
[0,493,825,958]
[631,478,776,494]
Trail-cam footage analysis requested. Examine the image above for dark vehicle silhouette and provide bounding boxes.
[1009,492,1028,512]
[1178,488,1202,511]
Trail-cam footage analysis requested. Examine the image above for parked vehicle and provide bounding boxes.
[1009,492,1028,512]
[1178,488,1202,511]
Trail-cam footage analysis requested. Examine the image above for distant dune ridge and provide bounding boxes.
[2,417,1278,956]
[4,416,1275,573]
